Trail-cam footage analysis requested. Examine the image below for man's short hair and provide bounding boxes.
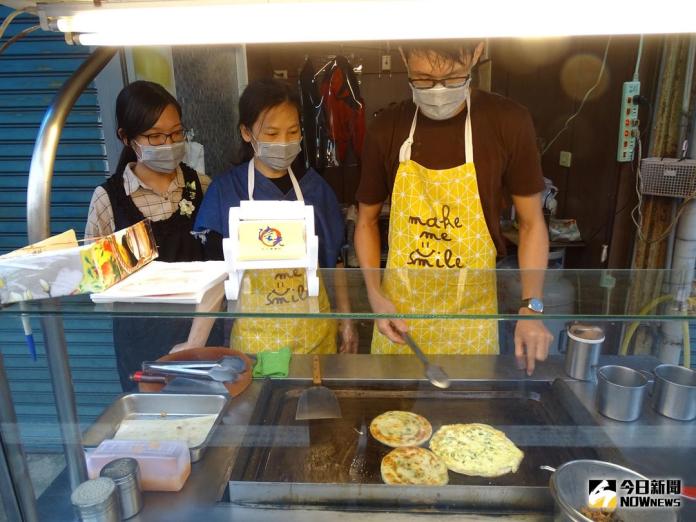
[399,40,480,65]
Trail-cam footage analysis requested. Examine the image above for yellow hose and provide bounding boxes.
[620,294,691,367]
[619,295,674,356]
[683,321,691,368]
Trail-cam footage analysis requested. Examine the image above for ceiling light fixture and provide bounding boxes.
[39,0,696,46]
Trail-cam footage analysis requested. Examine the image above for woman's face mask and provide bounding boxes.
[411,78,471,121]
[252,137,302,171]
[134,140,186,174]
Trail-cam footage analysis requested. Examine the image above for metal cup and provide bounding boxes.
[564,324,605,381]
[596,365,648,422]
[652,364,696,421]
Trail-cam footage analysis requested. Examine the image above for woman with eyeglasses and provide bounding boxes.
[86,80,222,390]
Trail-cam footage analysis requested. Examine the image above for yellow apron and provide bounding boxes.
[231,160,337,354]
[371,93,499,355]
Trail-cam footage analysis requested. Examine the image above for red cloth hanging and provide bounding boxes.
[319,58,366,164]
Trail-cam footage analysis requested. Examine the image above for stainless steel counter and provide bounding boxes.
[125,354,694,521]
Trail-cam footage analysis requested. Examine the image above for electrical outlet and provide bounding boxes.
[273,69,288,80]
[559,151,572,168]
[381,54,391,72]
[617,81,640,162]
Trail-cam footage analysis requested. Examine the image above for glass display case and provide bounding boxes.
[3,10,694,520]
[0,268,694,521]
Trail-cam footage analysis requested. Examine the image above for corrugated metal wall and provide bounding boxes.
[0,7,120,450]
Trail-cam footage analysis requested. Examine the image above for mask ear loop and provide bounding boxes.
[248,109,271,156]
[131,139,143,162]
[250,134,260,156]
[398,46,410,78]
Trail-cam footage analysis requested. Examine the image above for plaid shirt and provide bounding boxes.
[85,163,211,239]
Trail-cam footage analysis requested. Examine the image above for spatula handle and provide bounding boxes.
[312,355,322,385]
[401,332,429,366]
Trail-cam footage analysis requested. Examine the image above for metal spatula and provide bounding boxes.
[401,332,451,389]
[349,418,368,482]
[295,355,341,420]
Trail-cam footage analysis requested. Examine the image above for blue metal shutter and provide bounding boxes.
[0,7,120,450]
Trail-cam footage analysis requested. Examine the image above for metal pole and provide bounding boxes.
[0,444,22,522]
[26,46,117,491]
[27,46,116,243]
[39,313,88,491]
[665,35,696,272]
[0,353,39,522]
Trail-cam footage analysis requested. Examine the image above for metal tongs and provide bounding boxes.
[401,332,451,389]
[142,356,245,383]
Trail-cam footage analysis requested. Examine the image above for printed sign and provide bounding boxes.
[237,220,306,261]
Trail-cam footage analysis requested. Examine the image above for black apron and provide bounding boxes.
[103,164,222,390]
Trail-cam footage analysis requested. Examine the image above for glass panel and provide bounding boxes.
[1,268,694,321]
[2,312,694,520]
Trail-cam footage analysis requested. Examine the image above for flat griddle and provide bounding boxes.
[230,379,610,489]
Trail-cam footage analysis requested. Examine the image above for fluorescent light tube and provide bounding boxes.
[45,0,696,46]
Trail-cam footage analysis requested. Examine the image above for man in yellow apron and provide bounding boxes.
[355,42,552,374]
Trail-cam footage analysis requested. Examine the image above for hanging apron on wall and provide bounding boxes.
[231,159,336,354]
[371,94,499,355]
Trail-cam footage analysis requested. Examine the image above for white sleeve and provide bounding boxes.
[85,186,115,239]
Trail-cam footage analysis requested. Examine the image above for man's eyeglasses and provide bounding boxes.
[408,76,470,90]
[140,128,190,146]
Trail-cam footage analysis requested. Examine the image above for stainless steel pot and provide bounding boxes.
[564,325,605,381]
[596,365,648,422]
[652,364,696,421]
[544,460,676,522]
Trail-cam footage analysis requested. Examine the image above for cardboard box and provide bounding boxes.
[0,220,157,304]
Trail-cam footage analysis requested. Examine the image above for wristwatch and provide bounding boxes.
[521,298,544,314]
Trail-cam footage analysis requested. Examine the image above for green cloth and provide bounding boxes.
[252,347,292,378]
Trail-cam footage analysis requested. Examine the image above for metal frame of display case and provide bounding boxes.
[0,352,36,522]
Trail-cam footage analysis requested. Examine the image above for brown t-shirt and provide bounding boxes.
[356,89,544,256]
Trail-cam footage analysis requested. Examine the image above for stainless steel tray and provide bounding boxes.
[82,393,228,462]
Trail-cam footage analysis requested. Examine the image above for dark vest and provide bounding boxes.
[102,164,221,391]
[101,162,204,262]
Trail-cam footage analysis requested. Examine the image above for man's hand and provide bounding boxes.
[514,308,553,375]
[369,292,408,344]
[338,319,359,354]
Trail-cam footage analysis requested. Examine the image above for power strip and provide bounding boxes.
[617,81,640,162]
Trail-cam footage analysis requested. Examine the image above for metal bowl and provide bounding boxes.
[596,365,648,422]
[652,364,696,421]
[548,460,677,521]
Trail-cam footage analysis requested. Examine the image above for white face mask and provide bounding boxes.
[252,138,302,171]
[134,141,186,174]
[411,79,471,121]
